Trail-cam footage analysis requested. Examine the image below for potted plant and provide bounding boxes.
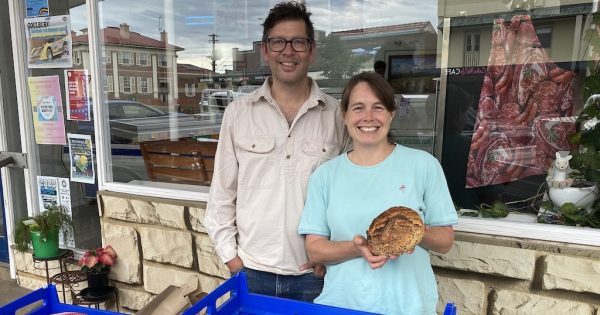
[13,204,73,258]
[79,245,117,296]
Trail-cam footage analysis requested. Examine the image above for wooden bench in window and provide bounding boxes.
[139,139,218,185]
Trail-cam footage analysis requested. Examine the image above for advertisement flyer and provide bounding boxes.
[25,15,72,68]
[37,176,58,209]
[65,70,91,121]
[28,75,66,145]
[26,0,49,17]
[67,133,95,184]
[36,176,75,247]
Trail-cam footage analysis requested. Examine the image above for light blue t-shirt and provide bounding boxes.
[298,145,458,315]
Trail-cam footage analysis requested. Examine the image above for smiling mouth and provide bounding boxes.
[358,126,380,132]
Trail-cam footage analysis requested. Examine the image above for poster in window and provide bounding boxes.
[465,15,576,188]
[25,15,72,69]
[65,69,91,121]
[36,176,75,247]
[28,75,66,145]
[26,0,49,17]
[67,133,95,184]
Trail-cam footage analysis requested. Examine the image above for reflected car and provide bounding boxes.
[30,35,69,62]
[199,89,246,113]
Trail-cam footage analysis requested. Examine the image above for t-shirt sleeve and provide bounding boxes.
[423,156,459,226]
[298,169,331,237]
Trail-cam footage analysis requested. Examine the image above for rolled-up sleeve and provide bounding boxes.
[204,106,240,264]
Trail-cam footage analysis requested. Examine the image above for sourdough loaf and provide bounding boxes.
[366,206,424,255]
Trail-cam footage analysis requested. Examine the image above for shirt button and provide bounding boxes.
[322,148,326,152]
[252,144,255,148]
[286,155,291,159]
[288,134,291,138]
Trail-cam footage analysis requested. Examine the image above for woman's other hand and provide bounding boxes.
[353,235,395,269]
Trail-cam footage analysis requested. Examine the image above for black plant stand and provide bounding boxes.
[32,248,73,284]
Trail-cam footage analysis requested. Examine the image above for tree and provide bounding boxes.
[317,35,370,80]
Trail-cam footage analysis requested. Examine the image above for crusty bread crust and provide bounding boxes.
[366,206,425,256]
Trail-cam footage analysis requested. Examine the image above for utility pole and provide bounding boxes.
[208,34,218,73]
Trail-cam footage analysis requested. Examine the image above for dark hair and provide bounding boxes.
[340,72,396,113]
[262,1,315,42]
[373,60,386,70]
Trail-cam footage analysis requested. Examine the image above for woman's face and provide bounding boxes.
[343,82,394,148]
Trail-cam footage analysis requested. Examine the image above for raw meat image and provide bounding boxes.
[466,15,577,188]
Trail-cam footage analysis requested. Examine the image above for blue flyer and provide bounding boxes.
[26,0,49,17]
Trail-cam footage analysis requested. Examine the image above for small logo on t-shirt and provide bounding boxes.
[399,184,406,192]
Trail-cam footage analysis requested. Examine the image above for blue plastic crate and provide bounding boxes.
[182,272,458,315]
[0,284,122,315]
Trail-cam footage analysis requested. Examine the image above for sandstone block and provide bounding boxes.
[189,206,207,233]
[543,254,600,294]
[116,283,155,311]
[491,289,594,314]
[103,222,141,284]
[436,276,485,315]
[140,227,193,268]
[431,241,536,280]
[143,264,199,294]
[195,234,230,278]
[102,195,137,222]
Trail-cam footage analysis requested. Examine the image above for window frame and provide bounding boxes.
[119,51,133,65]
[137,52,150,66]
[82,1,600,248]
[138,77,152,94]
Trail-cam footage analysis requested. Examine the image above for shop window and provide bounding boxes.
[62,0,599,245]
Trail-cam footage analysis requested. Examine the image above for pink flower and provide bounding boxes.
[103,245,117,258]
[81,254,98,268]
[78,245,118,271]
[98,252,115,266]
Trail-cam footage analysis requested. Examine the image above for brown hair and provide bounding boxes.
[262,2,315,42]
[340,72,396,113]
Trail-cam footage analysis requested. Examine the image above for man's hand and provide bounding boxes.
[226,256,244,273]
[299,261,326,278]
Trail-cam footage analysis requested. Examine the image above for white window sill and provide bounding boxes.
[456,215,600,247]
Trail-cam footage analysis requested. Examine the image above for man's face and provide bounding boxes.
[261,20,315,86]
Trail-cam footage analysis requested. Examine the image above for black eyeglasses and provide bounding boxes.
[266,37,311,52]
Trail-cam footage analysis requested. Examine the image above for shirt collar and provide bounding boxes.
[252,77,326,109]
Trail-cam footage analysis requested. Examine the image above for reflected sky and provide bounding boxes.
[71,0,437,71]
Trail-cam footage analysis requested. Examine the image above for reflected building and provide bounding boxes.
[72,23,213,113]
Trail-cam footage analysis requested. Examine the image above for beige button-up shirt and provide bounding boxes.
[205,79,347,275]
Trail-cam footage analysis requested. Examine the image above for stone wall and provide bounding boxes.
[12,191,600,314]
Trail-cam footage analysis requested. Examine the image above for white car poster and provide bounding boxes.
[25,15,72,69]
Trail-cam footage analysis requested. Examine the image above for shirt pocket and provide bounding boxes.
[300,139,339,182]
[236,136,277,189]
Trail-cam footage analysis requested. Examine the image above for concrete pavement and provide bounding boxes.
[0,264,31,307]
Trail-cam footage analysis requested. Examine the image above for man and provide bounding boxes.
[374,60,386,77]
[204,1,347,302]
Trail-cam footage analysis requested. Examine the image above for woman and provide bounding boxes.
[298,72,458,314]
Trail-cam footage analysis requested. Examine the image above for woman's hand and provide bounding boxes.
[352,235,396,269]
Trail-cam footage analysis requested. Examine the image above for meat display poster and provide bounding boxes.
[68,133,95,184]
[28,75,67,145]
[65,69,91,121]
[466,15,576,188]
[25,15,72,69]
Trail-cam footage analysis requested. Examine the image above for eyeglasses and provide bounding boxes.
[266,37,311,52]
